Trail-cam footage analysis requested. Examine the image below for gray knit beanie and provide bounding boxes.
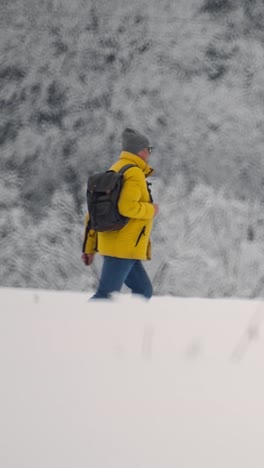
[122,128,150,155]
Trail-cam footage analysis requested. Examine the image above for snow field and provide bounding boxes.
[1,288,264,468]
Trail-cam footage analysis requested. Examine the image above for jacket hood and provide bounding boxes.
[119,151,155,177]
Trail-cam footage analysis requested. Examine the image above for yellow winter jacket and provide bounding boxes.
[82,151,155,260]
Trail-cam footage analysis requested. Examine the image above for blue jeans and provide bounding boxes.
[91,256,153,299]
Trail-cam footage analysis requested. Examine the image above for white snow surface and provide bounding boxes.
[1,287,264,468]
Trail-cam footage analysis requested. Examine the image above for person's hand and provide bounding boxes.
[153,203,159,216]
[81,253,94,266]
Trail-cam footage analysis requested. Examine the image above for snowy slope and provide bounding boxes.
[1,288,264,468]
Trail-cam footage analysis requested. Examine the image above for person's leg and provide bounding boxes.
[124,261,153,299]
[91,256,135,299]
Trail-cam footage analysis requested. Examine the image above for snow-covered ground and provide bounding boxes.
[1,287,264,468]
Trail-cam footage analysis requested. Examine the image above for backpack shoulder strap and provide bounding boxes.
[106,164,137,175]
[117,164,137,175]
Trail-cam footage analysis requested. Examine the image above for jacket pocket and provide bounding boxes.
[135,226,146,247]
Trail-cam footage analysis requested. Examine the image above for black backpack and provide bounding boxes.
[86,164,136,232]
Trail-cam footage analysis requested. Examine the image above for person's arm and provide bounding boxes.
[118,168,156,219]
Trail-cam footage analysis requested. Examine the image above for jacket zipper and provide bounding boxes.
[147,181,153,202]
[135,226,146,247]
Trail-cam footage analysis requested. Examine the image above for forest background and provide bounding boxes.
[1,0,264,298]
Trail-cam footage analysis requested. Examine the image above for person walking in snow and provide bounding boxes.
[81,127,159,299]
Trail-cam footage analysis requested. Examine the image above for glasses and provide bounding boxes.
[147,146,154,153]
